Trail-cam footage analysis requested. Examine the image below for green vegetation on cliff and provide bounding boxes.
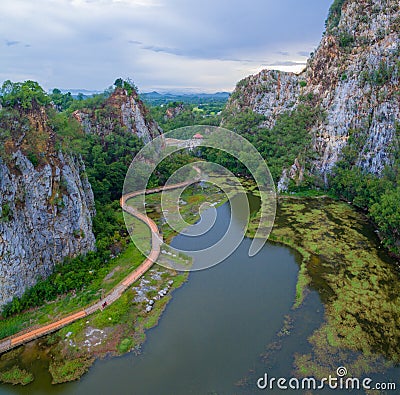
[219,103,324,184]
[325,0,347,32]
[0,80,50,109]
[0,80,148,319]
[329,125,400,253]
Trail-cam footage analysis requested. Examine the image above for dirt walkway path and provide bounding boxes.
[0,171,200,354]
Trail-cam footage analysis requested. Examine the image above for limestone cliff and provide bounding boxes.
[165,103,185,120]
[0,106,96,307]
[73,88,162,143]
[225,0,400,187]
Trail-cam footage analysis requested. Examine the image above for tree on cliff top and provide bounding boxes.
[0,80,50,110]
[113,77,138,96]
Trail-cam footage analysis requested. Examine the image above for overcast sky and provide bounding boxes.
[0,0,332,93]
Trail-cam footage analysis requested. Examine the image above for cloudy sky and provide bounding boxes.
[0,0,332,93]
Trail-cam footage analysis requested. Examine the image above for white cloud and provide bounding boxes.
[0,0,332,92]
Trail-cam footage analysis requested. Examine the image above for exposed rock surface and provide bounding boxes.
[165,103,185,120]
[0,107,96,307]
[225,0,400,186]
[227,70,302,129]
[73,88,162,143]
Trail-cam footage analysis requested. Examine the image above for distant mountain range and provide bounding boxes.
[141,91,230,97]
[54,89,230,106]
[140,91,230,106]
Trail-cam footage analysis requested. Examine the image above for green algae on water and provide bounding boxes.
[248,196,400,377]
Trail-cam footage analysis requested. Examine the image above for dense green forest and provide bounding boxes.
[149,101,224,132]
[141,91,229,107]
[218,99,324,185]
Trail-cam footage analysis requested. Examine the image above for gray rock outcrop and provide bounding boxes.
[225,0,400,188]
[73,88,162,143]
[0,151,95,307]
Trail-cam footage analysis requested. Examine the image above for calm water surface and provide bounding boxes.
[1,194,397,394]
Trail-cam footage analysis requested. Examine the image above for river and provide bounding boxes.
[0,194,398,394]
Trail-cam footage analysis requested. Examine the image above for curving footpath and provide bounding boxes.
[0,175,200,355]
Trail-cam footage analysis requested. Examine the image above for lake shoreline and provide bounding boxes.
[1,188,399,387]
[0,183,227,385]
[250,196,400,380]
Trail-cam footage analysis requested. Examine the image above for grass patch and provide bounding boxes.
[143,296,170,330]
[0,366,34,386]
[0,243,144,340]
[124,215,151,255]
[90,292,131,329]
[294,262,311,308]
[117,338,134,354]
[49,357,94,384]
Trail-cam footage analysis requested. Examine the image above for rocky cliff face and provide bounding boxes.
[73,88,162,143]
[228,70,302,129]
[0,107,96,307]
[225,0,400,187]
[165,103,185,120]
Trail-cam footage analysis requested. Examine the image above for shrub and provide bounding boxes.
[0,366,34,385]
[27,151,39,167]
[118,338,134,353]
[0,203,11,221]
[338,32,354,48]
